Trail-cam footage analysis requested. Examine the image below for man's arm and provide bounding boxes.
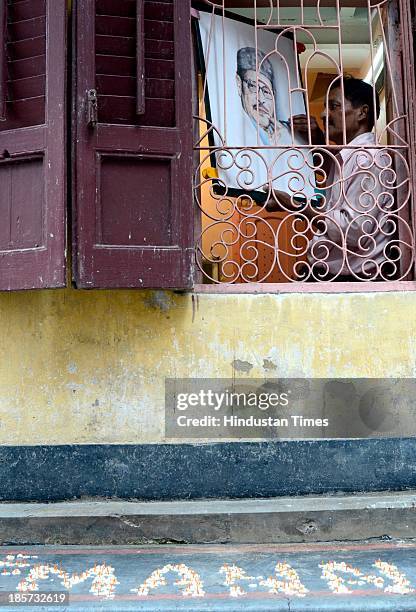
[292,114,334,181]
[291,114,325,145]
[265,190,323,223]
[268,150,388,249]
[266,148,387,248]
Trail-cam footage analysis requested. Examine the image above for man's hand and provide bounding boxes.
[265,190,300,212]
[265,190,322,224]
[291,114,325,145]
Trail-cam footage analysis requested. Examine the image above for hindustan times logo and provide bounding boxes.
[176,414,329,428]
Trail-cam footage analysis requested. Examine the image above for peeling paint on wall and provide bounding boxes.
[232,360,254,373]
[263,359,277,371]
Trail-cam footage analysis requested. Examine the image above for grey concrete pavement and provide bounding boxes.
[0,540,415,610]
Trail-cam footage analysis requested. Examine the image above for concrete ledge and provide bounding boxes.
[0,491,415,545]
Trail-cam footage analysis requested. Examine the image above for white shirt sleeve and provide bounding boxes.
[322,148,390,249]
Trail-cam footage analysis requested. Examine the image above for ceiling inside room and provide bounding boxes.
[225,6,382,89]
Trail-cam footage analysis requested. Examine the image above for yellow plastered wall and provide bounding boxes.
[10,2,406,445]
[1,288,415,445]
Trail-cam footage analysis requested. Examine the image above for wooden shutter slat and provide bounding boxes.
[136,0,145,115]
[144,19,174,40]
[96,15,136,36]
[8,17,45,40]
[8,37,45,60]
[97,75,174,98]
[145,77,174,98]
[96,54,135,75]
[99,95,174,126]
[7,74,45,100]
[0,0,6,120]
[144,3,173,21]
[9,54,46,79]
[9,0,45,22]
[74,0,193,288]
[97,75,137,96]
[96,0,136,18]
[96,44,173,74]
[145,38,173,59]
[96,54,174,80]
[4,96,45,129]
[145,58,174,79]
[96,34,135,56]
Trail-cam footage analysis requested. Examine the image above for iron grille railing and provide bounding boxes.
[193,0,415,284]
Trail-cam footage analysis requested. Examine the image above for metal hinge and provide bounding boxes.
[87,89,98,128]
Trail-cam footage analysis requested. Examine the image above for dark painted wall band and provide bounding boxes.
[2,439,415,502]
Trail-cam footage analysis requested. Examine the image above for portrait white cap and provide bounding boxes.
[236,46,275,88]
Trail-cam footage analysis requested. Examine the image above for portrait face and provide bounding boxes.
[236,69,275,131]
[322,86,369,144]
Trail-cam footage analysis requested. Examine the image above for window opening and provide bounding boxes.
[193,0,415,285]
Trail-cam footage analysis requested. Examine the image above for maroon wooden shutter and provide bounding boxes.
[0,0,66,290]
[73,0,194,289]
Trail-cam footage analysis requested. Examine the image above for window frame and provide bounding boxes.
[191,0,416,294]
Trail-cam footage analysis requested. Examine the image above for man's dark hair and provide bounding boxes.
[333,77,381,131]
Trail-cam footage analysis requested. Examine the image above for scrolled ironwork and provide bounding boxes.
[194,0,415,284]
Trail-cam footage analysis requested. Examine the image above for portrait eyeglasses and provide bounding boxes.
[243,78,273,100]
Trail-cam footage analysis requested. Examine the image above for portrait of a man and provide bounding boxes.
[198,12,316,200]
[236,46,290,147]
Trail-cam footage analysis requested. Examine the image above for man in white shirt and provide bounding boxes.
[267,77,394,281]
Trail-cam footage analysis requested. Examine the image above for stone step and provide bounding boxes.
[0,490,415,545]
